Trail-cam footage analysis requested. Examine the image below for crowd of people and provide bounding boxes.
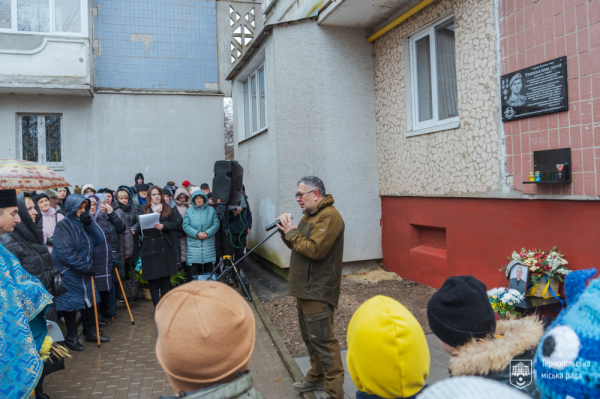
[1,175,596,399]
[0,172,253,399]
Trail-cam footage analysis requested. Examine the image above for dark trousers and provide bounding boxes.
[148,276,170,308]
[183,262,196,283]
[62,307,95,336]
[296,298,345,399]
[232,233,247,270]
[99,290,111,317]
[192,262,214,275]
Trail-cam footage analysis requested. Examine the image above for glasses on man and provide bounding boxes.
[295,190,314,199]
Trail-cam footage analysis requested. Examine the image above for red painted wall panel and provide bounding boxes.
[382,196,600,289]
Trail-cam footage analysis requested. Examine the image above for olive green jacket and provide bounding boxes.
[282,195,345,308]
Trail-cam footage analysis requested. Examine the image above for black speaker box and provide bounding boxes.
[212,160,244,205]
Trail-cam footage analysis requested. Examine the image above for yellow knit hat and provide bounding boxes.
[346,295,430,398]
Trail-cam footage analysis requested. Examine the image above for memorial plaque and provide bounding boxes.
[501,56,568,122]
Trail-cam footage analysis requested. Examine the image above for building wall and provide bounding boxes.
[232,35,284,266]
[499,0,600,197]
[0,93,224,189]
[382,196,600,289]
[92,0,218,91]
[233,20,382,267]
[374,0,504,197]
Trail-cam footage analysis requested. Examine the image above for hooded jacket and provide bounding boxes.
[183,191,220,265]
[448,317,543,398]
[347,296,429,399]
[1,193,55,295]
[174,188,191,263]
[131,172,145,194]
[86,195,127,292]
[51,194,105,312]
[40,205,64,252]
[281,194,345,308]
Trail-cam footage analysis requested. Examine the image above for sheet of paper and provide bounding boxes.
[139,213,160,231]
[46,320,65,342]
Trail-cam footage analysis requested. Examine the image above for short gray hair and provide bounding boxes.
[297,176,326,196]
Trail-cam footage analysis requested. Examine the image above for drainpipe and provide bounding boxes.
[367,0,437,42]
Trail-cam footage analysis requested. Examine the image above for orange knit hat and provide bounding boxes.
[155,281,256,392]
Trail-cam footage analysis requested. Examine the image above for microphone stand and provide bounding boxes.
[207,227,281,301]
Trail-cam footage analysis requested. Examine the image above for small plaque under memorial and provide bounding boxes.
[501,56,568,122]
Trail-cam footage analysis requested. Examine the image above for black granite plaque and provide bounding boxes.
[501,56,568,122]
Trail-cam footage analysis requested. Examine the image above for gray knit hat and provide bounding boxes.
[417,376,530,399]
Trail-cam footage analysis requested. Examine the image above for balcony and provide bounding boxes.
[0,0,92,95]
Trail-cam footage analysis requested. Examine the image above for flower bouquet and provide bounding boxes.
[487,287,525,318]
[502,247,572,298]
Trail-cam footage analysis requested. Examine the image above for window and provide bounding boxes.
[18,114,63,168]
[409,16,458,134]
[0,0,85,35]
[241,63,267,138]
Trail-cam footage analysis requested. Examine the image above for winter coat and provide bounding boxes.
[51,194,105,312]
[131,172,145,194]
[448,317,543,398]
[174,188,191,263]
[136,204,180,281]
[1,193,55,296]
[281,195,345,308]
[220,192,253,235]
[172,204,183,267]
[117,185,140,260]
[159,372,264,399]
[183,191,220,265]
[114,203,134,259]
[88,198,127,293]
[40,206,64,253]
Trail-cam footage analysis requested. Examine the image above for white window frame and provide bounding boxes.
[17,114,64,169]
[240,61,267,140]
[408,15,459,136]
[0,0,88,37]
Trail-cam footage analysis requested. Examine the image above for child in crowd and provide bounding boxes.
[427,276,543,398]
[155,281,264,398]
[346,295,430,399]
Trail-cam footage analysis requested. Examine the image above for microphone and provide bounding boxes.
[265,214,294,231]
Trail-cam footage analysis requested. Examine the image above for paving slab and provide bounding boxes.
[44,290,306,399]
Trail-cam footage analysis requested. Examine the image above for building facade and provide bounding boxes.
[0,0,262,189]
[225,0,598,283]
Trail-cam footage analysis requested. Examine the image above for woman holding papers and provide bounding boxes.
[136,186,181,307]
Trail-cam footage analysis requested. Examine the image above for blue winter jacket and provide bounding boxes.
[52,195,104,312]
[183,191,220,265]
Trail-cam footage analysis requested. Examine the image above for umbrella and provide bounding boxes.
[0,159,71,192]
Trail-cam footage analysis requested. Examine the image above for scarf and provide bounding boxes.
[151,203,163,215]
[0,243,53,399]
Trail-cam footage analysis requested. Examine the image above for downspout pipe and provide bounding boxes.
[367,0,437,42]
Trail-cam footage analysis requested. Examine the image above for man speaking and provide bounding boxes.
[277,176,345,399]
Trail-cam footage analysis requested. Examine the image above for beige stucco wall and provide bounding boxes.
[374,0,504,197]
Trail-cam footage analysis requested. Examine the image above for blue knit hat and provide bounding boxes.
[533,268,599,398]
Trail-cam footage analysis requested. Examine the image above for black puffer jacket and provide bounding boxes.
[131,172,144,195]
[1,193,55,296]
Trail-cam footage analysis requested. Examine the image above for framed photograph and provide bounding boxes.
[508,263,529,295]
